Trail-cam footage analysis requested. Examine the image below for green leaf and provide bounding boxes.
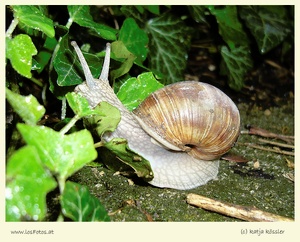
[239,6,292,53]
[220,46,253,90]
[134,6,160,15]
[187,6,207,24]
[31,58,42,71]
[6,88,45,125]
[17,124,97,182]
[61,181,110,221]
[120,6,144,24]
[135,6,145,14]
[6,34,37,78]
[35,37,58,74]
[83,101,121,137]
[53,35,102,86]
[119,18,149,64]
[66,92,99,118]
[144,6,160,15]
[34,51,51,73]
[6,146,57,221]
[68,5,117,40]
[110,40,136,80]
[66,92,121,136]
[12,5,55,38]
[117,72,164,111]
[207,6,249,50]
[146,12,192,84]
[104,138,154,180]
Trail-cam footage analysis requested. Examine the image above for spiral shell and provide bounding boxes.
[133,81,240,161]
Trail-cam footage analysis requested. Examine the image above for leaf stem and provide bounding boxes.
[94,141,105,148]
[61,97,67,120]
[6,17,19,38]
[48,16,74,74]
[58,177,65,194]
[66,17,73,29]
[29,76,43,87]
[60,114,80,135]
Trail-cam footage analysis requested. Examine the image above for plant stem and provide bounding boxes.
[61,97,67,120]
[60,114,80,135]
[94,141,105,148]
[30,76,43,87]
[66,17,73,29]
[49,17,74,73]
[6,18,19,38]
[58,177,65,194]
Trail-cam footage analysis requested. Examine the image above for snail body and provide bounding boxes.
[72,42,240,190]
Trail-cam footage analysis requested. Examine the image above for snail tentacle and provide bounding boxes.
[99,43,111,82]
[71,41,95,89]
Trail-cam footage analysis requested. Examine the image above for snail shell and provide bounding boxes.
[72,41,240,190]
[133,81,240,161]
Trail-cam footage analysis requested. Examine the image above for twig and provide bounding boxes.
[240,143,294,156]
[265,59,284,70]
[186,193,294,222]
[243,125,294,144]
[258,138,294,149]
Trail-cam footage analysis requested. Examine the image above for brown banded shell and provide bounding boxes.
[132,81,240,161]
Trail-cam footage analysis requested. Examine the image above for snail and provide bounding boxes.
[71,41,240,190]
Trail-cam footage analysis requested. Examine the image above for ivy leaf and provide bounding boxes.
[6,88,45,125]
[6,146,57,221]
[12,5,55,38]
[17,124,97,182]
[110,40,136,81]
[53,35,102,86]
[117,72,164,111]
[120,6,144,24]
[83,101,121,137]
[68,5,117,40]
[61,181,110,221]
[187,6,207,24]
[146,12,192,84]
[66,92,100,118]
[134,6,160,15]
[35,37,58,74]
[220,46,253,90]
[144,6,160,15]
[239,6,292,53]
[119,18,149,64]
[6,34,37,78]
[207,5,249,50]
[104,138,154,180]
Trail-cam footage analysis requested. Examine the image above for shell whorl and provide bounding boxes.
[133,81,240,161]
